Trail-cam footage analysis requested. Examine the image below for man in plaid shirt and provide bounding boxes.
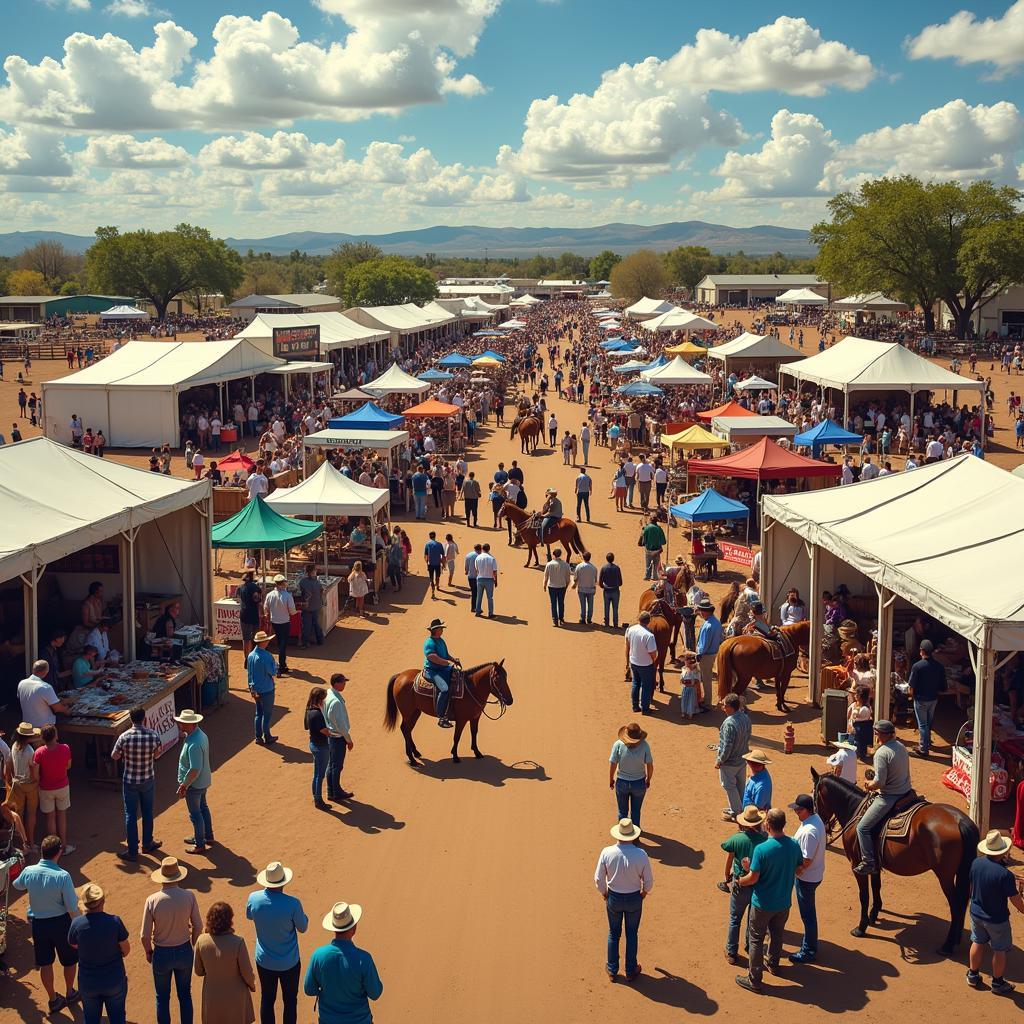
[111,707,162,862]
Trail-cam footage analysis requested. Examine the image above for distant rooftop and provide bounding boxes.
[228,293,339,309]
[700,274,823,286]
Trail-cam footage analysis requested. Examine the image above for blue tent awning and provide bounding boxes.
[475,349,506,362]
[793,419,862,453]
[615,380,664,396]
[418,369,453,382]
[437,352,473,367]
[638,354,669,373]
[670,489,750,523]
[327,401,405,431]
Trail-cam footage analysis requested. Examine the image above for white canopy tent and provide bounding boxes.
[707,333,799,363]
[640,355,712,386]
[779,336,987,428]
[41,339,286,448]
[364,363,430,395]
[641,309,720,332]
[733,375,778,392]
[762,454,1024,832]
[100,304,151,320]
[776,288,828,306]
[234,312,389,353]
[510,294,543,307]
[712,414,795,441]
[625,297,679,320]
[0,437,212,668]
[832,292,909,311]
[303,428,409,473]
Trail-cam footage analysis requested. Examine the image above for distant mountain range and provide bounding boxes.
[0,220,815,259]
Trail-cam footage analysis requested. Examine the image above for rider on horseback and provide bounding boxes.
[423,618,460,729]
[743,602,772,638]
[854,719,913,875]
[539,488,562,546]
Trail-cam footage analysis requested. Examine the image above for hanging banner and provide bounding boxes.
[272,325,320,361]
[719,541,755,568]
[145,693,181,757]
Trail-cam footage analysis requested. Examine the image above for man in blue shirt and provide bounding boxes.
[423,532,445,598]
[410,468,429,520]
[423,619,458,729]
[248,861,309,1024]
[12,834,80,1014]
[967,829,1024,994]
[304,901,382,1024]
[247,630,278,746]
[907,639,946,757]
[175,710,213,852]
[741,750,773,812]
[695,599,724,712]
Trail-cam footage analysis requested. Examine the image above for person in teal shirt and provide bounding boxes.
[304,901,382,1024]
[71,645,102,689]
[422,619,459,729]
[175,710,213,852]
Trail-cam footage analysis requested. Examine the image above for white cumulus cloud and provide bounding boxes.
[82,134,189,168]
[0,127,74,176]
[907,2,1024,74]
[198,131,346,170]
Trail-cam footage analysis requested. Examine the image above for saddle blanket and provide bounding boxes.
[413,669,465,701]
[851,791,928,847]
[762,629,795,663]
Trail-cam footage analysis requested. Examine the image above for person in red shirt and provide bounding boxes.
[33,725,75,855]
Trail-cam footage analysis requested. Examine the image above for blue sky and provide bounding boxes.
[2,0,1022,237]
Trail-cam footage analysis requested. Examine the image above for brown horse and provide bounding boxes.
[714,619,810,712]
[497,502,585,566]
[636,593,682,691]
[509,415,542,454]
[811,768,978,954]
[384,660,514,766]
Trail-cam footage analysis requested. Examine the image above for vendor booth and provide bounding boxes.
[402,399,464,453]
[99,305,151,322]
[303,428,409,476]
[711,415,797,444]
[793,419,864,457]
[641,310,720,333]
[669,489,752,574]
[761,454,1024,832]
[625,297,679,320]
[641,355,712,387]
[663,340,709,358]
[707,333,803,381]
[364,363,430,398]
[696,400,756,423]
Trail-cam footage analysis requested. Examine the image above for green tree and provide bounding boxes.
[58,279,83,296]
[6,268,48,295]
[323,241,384,299]
[85,224,243,320]
[555,251,587,279]
[340,255,437,308]
[588,250,621,281]
[609,250,666,304]
[662,245,721,297]
[521,254,556,279]
[17,240,81,290]
[812,177,1024,337]
[238,259,290,297]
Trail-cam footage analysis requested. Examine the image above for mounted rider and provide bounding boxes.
[539,488,562,546]
[743,602,772,638]
[423,618,460,729]
[854,719,913,875]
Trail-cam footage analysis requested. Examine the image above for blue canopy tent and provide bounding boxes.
[599,338,624,349]
[437,352,473,368]
[792,419,863,456]
[615,380,664,396]
[418,368,454,382]
[669,488,751,548]
[612,360,649,374]
[327,401,405,430]
[474,349,507,362]
[637,354,668,373]
[607,340,639,352]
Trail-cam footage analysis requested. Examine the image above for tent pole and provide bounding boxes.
[806,542,822,706]
[969,639,993,833]
[873,584,896,724]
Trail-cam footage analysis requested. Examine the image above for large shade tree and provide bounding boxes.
[85,224,244,321]
[340,255,437,308]
[812,177,1024,337]
[609,249,666,304]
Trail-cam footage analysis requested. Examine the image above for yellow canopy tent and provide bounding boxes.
[662,424,730,464]
[473,357,502,367]
[663,341,707,357]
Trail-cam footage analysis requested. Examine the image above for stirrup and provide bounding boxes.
[437,717,453,729]
[853,860,877,876]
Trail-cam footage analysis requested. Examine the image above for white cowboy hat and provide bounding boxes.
[610,818,642,842]
[273,574,287,584]
[150,856,188,884]
[322,901,362,932]
[253,630,274,644]
[977,829,1013,857]
[79,882,105,909]
[831,739,858,751]
[256,861,293,888]
[173,709,204,725]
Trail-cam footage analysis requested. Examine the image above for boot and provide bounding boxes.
[436,690,453,728]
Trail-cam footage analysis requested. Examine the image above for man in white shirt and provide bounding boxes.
[246,462,269,501]
[472,543,498,617]
[210,415,222,451]
[653,463,668,507]
[860,456,879,480]
[269,456,287,475]
[789,794,826,963]
[840,457,854,485]
[272,418,286,443]
[634,456,654,511]
[622,457,637,507]
[18,661,68,728]
[625,612,658,714]
[827,739,858,783]
[85,621,113,664]
[572,552,598,625]
[303,412,318,434]
[547,413,558,447]
[925,436,944,462]
[423,434,436,454]
[594,816,653,982]
[543,549,572,626]
[264,575,297,674]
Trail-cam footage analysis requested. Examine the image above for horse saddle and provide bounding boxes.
[763,628,795,664]
[522,512,542,532]
[852,791,928,846]
[647,597,676,621]
[413,669,465,701]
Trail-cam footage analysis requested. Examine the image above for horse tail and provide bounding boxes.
[954,812,980,929]
[716,640,733,697]
[572,524,585,555]
[383,674,399,732]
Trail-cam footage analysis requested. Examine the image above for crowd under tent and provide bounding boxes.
[707,333,804,379]
[41,339,286,448]
[509,294,543,307]
[437,352,474,368]
[779,336,987,431]
[641,355,712,387]
[99,305,151,321]
[0,438,212,697]
[663,340,708,358]
[332,386,377,409]
[777,288,829,307]
[641,310,720,333]
[661,424,729,461]
[670,490,752,548]
[303,428,409,475]
[761,454,1024,832]
[793,419,864,456]
[364,363,430,396]
[624,297,679,320]
[732,375,778,393]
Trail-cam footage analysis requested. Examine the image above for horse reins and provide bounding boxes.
[462,663,509,721]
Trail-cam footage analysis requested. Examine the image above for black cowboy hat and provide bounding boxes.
[426,618,447,631]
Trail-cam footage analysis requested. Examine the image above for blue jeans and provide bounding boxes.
[82,976,127,1024]
[548,586,566,622]
[626,480,635,505]
[795,878,820,955]
[475,577,495,615]
[254,688,275,741]
[726,881,753,957]
[152,942,193,1024]
[327,736,347,798]
[184,786,212,846]
[414,492,427,518]
[857,792,900,865]
[310,742,329,802]
[615,777,646,826]
[301,609,323,645]
[578,590,595,622]
[630,663,655,712]
[576,493,590,519]
[914,698,938,752]
[606,890,643,976]
[123,777,155,855]
[603,588,620,626]
[539,516,558,545]
[424,669,450,718]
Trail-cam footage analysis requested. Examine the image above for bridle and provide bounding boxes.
[814,781,848,844]
[462,663,509,721]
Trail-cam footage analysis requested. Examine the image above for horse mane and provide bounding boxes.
[820,772,866,818]
[463,660,498,676]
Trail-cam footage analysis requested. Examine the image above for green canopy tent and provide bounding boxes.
[211,495,323,578]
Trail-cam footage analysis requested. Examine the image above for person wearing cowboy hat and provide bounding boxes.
[854,719,912,876]
[174,710,214,853]
[423,619,460,728]
[609,723,654,827]
[695,598,723,712]
[538,487,562,547]
[7,721,41,851]
[594,817,653,983]
[141,857,202,1024]
[247,862,309,1022]
[967,830,1024,994]
[741,750,773,816]
[67,882,131,1024]
[827,738,859,784]
[263,574,296,675]
[719,806,768,964]
[303,902,382,1022]
[247,630,278,746]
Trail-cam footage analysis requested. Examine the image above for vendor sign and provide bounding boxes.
[719,541,755,568]
[145,693,181,757]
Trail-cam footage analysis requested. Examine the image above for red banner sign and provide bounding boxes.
[718,541,755,568]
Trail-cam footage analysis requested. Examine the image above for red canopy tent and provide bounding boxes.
[696,400,756,423]
[213,450,256,475]
[687,436,841,480]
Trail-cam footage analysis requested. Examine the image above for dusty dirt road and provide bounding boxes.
[3,324,1023,1019]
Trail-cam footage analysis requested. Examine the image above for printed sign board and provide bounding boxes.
[272,325,320,361]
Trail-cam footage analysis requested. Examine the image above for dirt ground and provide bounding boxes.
[3,319,1024,1020]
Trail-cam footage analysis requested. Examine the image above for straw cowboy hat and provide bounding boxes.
[151,857,188,884]
[16,721,40,738]
[256,861,293,888]
[743,748,772,765]
[80,882,105,909]
[618,723,647,746]
[977,829,1013,857]
[273,574,287,584]
[322,901,362,932]
[426,618,447,631]
[610,818,642,842]
[736,805,766,827]
[173,709,204,725]
[253,630,274,644]
[837,620,859,640]
[831,739,858,751]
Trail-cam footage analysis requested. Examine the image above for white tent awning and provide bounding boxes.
[776,288,827,306]
[235,313,388,352]
[364,364,430,394]
[640,355,712,385]
[832,292,909,311]
[624,297,679,319]
[707,333,800,361]
[265,460,389,517]
[641,309,720,332]
[100,304,151,320]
